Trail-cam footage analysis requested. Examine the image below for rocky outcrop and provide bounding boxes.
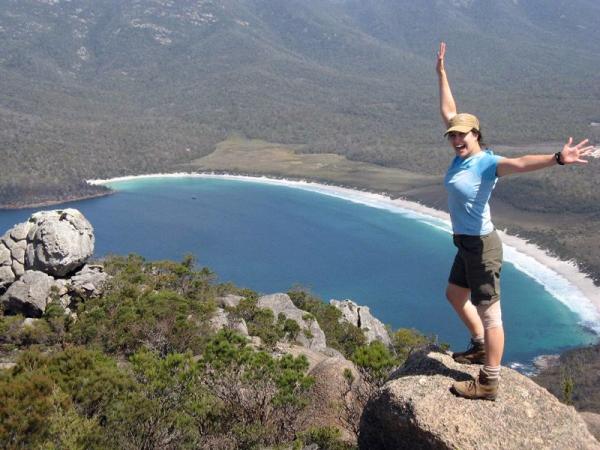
[211,294,249,335]
[358,346,600,450]
[54,264,107,311]
[301,355,364,444]
[1,209,105,317]
[258,293,327,350]
[212,293,330,350]
[331,299,392,347]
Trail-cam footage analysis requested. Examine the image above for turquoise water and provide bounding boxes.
[1,176,597,368]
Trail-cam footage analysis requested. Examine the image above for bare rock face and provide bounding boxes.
[25,209,94,277]
[0,244,16,291]
[358,346,600,450]
[330,299,392,346]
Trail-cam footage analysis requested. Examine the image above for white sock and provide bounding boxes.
[472,334,484,345]
[482,365,501,380]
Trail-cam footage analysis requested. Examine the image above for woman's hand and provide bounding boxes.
[560,137,594,165]
[497,138,594,176]
[436,42,446,75]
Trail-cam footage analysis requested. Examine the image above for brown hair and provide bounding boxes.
[473,129,488,149]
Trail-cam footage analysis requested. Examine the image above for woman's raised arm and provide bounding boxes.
[437,42,457,127]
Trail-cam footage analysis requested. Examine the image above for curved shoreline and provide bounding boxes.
[89,172,600,326]
[0,191,116,211]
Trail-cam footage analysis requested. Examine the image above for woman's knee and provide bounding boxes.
[445,283,470,304]
[476,301,503,329]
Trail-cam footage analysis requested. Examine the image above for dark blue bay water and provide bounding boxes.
[1,176,598,369]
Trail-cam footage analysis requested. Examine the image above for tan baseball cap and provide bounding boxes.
[444,113,480,136]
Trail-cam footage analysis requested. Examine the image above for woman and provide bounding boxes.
[436,42,593,401]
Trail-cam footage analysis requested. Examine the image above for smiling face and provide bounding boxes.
[447,130,481,160]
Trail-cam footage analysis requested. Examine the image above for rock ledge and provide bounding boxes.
[358,346,600,450]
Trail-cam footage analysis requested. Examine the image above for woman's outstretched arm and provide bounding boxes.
[496,138,594,177]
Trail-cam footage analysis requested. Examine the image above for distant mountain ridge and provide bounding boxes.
[0,0,598,206]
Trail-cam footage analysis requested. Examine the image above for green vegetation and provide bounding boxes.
[0,254,449,449]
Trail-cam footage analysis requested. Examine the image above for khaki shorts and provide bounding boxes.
[448,230,503,306]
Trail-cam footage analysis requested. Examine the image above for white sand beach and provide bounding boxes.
[89,172,600,326]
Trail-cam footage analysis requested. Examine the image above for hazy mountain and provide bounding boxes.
[0,0,598,205]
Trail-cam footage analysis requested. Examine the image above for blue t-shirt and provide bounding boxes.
[443,150,502,236]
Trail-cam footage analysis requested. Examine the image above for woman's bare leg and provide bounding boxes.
[483,326,504,366]
[445,283,484,337]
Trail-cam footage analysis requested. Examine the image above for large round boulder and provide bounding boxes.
[25,209,94,277]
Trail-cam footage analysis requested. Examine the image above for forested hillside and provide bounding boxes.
[0,0,598,207]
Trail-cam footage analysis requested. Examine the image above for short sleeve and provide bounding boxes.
[478,152,502,180]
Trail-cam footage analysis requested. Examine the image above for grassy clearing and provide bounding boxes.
[177,137,442,197]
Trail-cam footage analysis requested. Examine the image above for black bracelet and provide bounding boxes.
[555,151,564,165]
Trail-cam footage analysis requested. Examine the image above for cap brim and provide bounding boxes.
[444,125,476,136]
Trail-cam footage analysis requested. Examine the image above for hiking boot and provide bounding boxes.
[452,370,499,401]
[452,339,485,365]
